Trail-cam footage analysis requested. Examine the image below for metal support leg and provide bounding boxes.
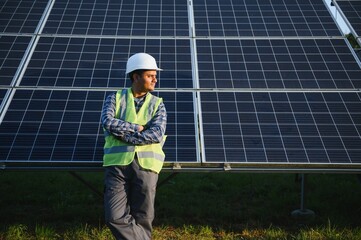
[291,173,315,219]
[157,172,179,189]
[69,172,103,200]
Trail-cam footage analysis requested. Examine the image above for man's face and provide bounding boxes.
[134,70,158,92]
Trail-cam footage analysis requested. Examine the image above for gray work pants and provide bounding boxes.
[104,160,158,240]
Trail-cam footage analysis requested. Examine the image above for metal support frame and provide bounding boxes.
[291,174,315,219]
[68,171,103,200]
[157,172,180,189]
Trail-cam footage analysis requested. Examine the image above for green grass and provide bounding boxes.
[0,171,361,239]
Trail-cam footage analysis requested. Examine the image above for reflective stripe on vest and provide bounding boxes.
[103,88,166,173]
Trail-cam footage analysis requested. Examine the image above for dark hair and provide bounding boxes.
[129,69,145,82]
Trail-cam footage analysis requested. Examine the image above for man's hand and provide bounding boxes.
[138,125,144,132]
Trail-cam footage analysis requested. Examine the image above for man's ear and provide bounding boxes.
[131,73,137,83]
[133,73,140,82]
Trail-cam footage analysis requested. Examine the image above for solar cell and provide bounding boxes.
[20,37,193,89]
[197,38,361,89]
[0,90,198,168]
[337,0,361,39]
[200,91,361,165]
[43,0,189,36]
[0,35,32,86]
[0,89,7,103]
[193,0,341,37]
[0,0,49,34]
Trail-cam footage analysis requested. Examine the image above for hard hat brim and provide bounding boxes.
[126,68,163,74]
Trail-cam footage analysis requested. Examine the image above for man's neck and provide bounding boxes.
[131,87,147,98]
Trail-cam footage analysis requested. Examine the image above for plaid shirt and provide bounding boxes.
[101,91,167,145]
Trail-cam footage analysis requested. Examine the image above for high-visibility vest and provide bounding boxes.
[103,88,166,173]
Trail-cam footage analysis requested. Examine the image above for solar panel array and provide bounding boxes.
[1,0,361,172]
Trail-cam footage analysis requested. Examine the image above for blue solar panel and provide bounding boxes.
[193,0,341,37]
[0,90,104,162]
[200,91,361,165]
[43,0,189,36]
[0,36,32,86]
[197,38,361,89]
[20,37,193,89]
[0,0,49,34]
[0,90,198,167]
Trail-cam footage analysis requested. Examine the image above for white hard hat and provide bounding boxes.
[126,53,162,74]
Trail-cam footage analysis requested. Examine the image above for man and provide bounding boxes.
[101,53,167,240]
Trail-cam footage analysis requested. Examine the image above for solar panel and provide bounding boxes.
[197,38,361,89]
[42,0,189,36]
[193,0,341,37]
[20,37,193,89]
[0,90,198,168]
[0,90,104,164]
[0,35,32,86]
[200,91,361,165]
[0,0,49,34]
[336,0,361,41]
